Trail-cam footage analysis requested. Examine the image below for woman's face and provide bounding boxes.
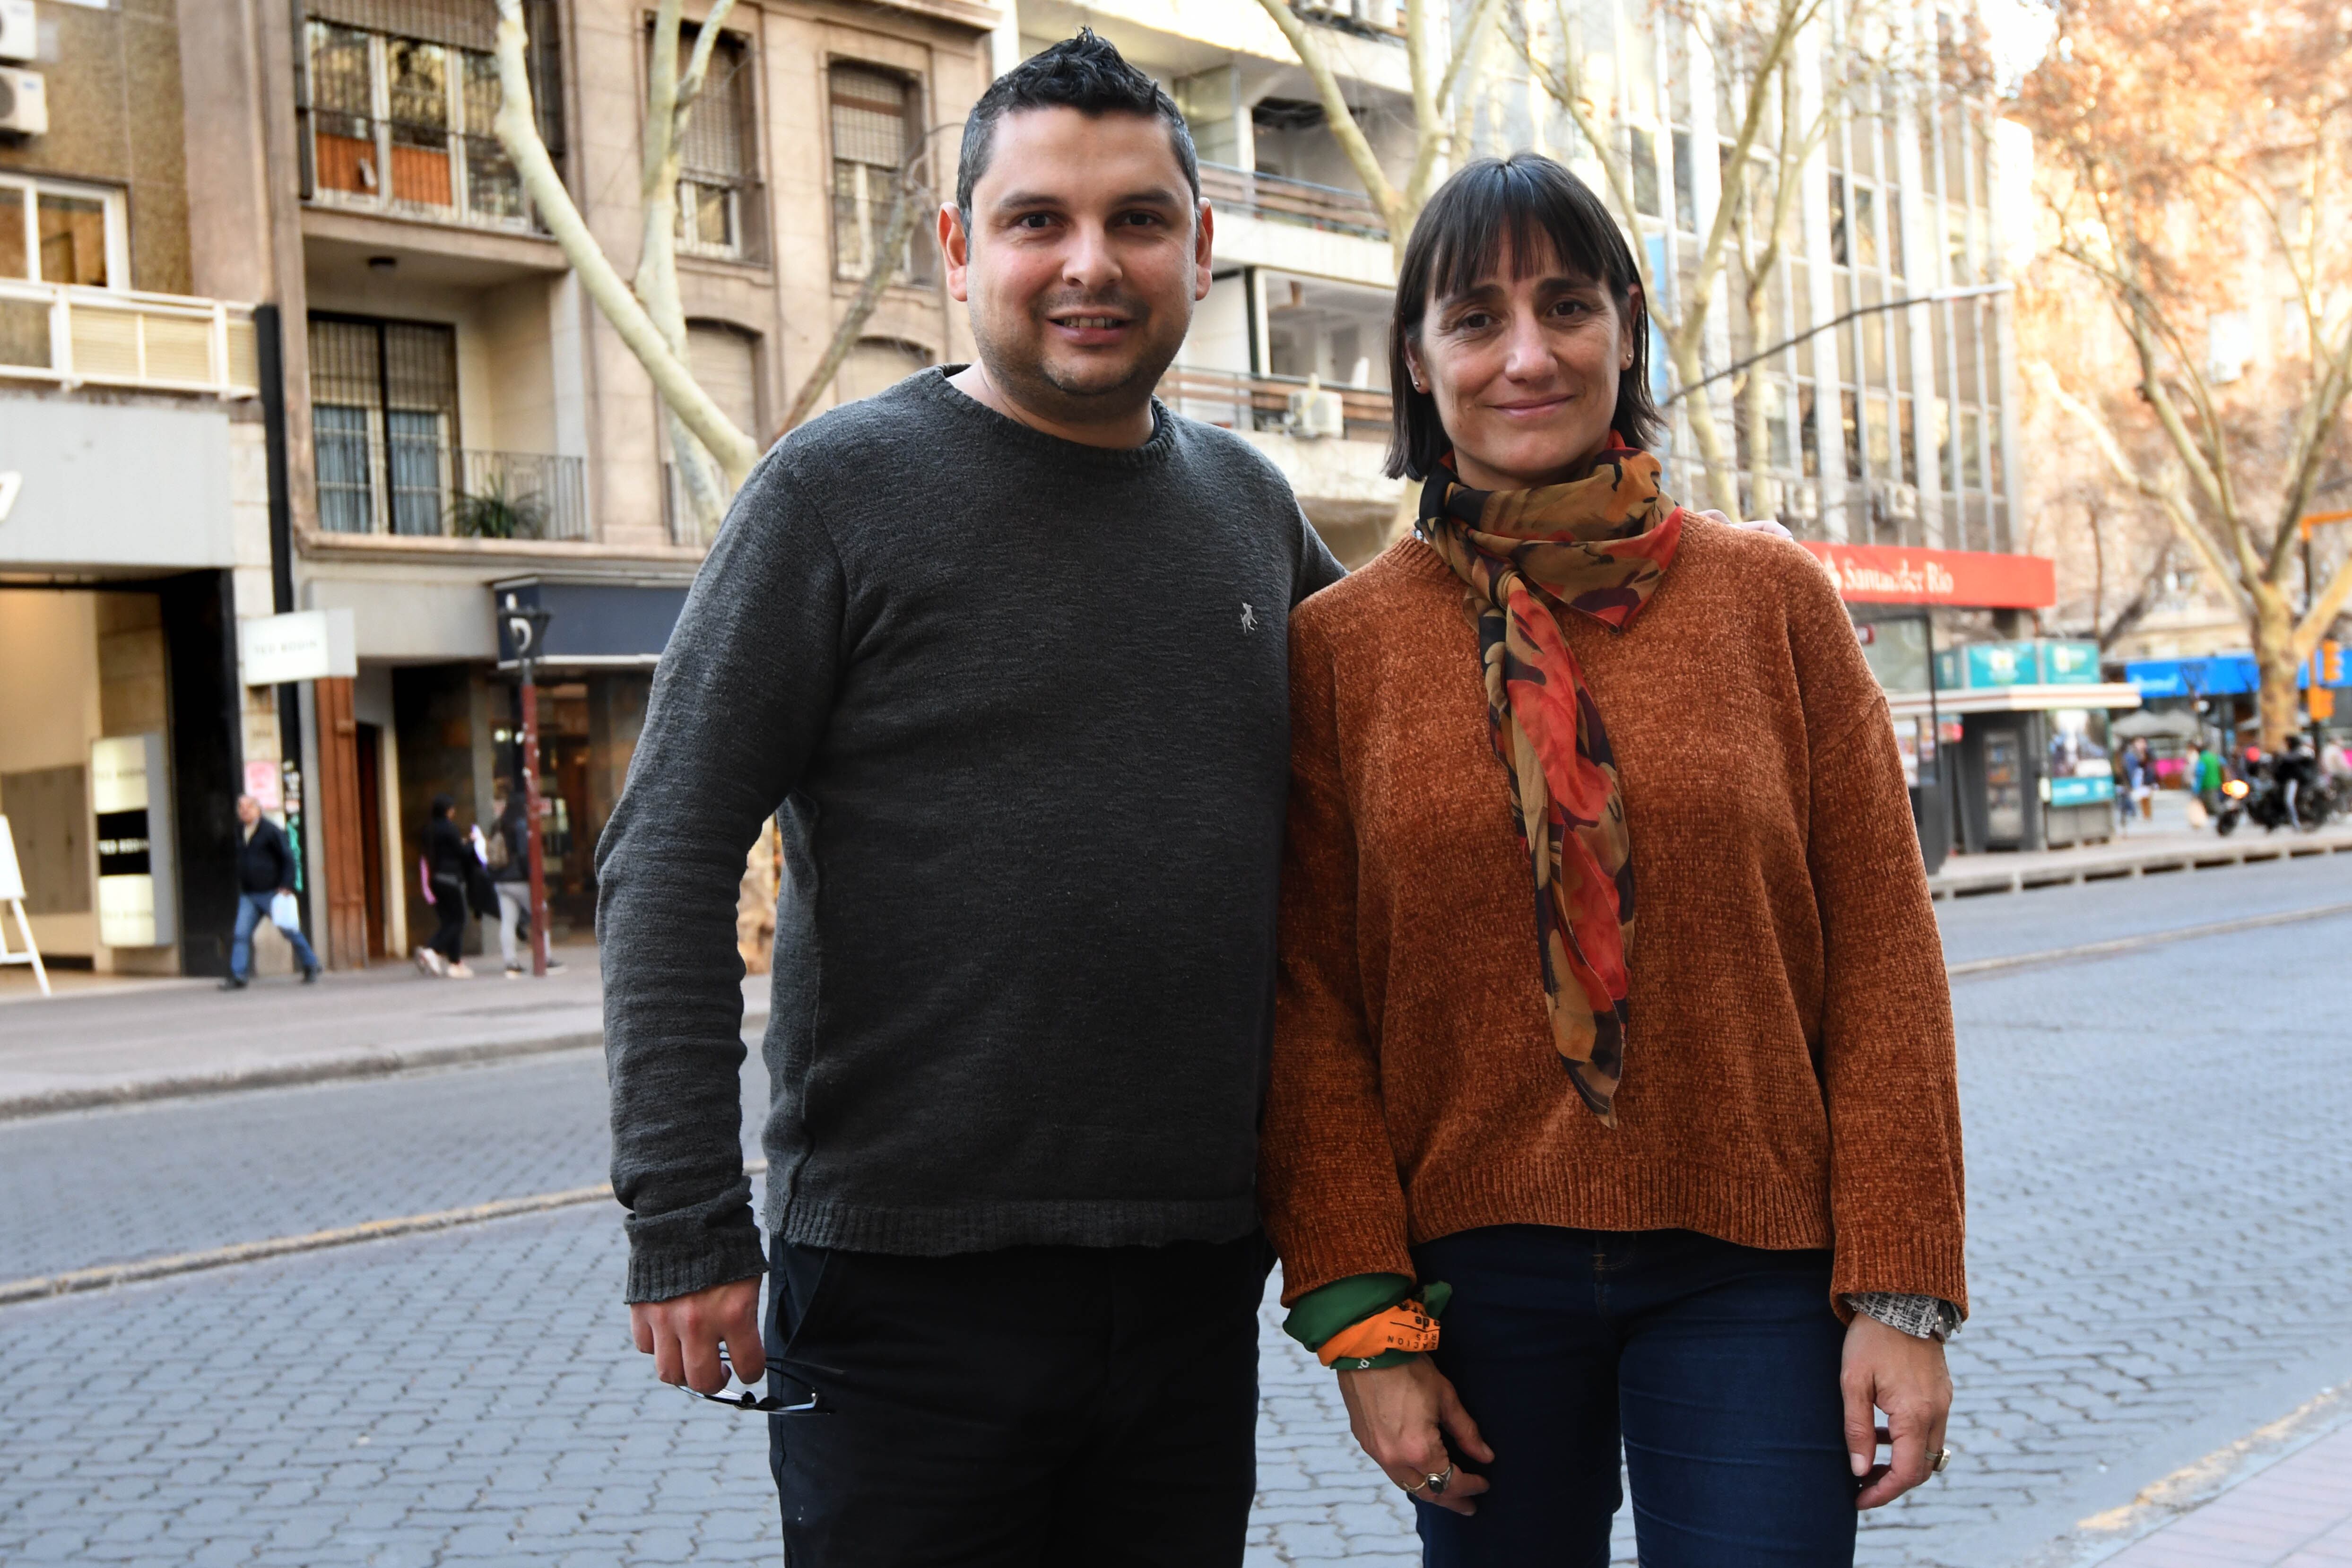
[1406,238,1636,492]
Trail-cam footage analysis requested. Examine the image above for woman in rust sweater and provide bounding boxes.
[1259,153,1965,1567]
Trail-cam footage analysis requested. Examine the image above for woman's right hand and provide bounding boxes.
[1335,1358,1494,1516]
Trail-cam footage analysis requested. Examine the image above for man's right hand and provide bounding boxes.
[630,1277,764,1394]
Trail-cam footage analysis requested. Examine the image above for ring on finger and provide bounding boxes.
[1402,1464,1455,1497]
[1931,1448,1952,1474]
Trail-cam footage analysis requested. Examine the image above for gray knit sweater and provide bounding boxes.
[597,370,1345,1302]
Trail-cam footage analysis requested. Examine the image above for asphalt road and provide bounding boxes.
[2,852,2348,1567]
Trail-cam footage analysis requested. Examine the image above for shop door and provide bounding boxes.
[1984,725,2026,844]
[355,723,386,958]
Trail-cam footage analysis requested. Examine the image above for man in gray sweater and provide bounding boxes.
[596,32,1343,1565]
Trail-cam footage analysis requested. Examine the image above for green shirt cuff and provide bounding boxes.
[1282,1272,1453,1372]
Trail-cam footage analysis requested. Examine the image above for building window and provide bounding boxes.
[0,175,126,288]
[302,0,555,233]
[677,30,756,259]
[308,315,461,536]
[830,63,930,285]
[1671,130,1695,234]
[1629,126,1662,219]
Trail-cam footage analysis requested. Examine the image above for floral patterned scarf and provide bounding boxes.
[1415,437,1684,1125]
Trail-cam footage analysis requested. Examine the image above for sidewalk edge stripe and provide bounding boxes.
[2022,1382,2352,1567]
[1948,901,2352,978]
[0,1160,770,1307]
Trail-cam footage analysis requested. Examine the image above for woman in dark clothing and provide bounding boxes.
[417,793,475,978]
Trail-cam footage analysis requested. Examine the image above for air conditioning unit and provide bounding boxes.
[1288,378,1346,439]
[0,66,44,136]
[0,0,37,65]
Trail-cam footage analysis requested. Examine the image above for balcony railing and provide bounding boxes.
[1159,365,1394,442]
[304,113,540,234]
[1198,163,1389,241]
[314,438,587,541]
[0,280,260,398]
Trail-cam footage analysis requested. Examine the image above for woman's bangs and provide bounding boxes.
[1423,166,1615,306]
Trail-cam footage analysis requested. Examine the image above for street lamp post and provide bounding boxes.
[502,594,555,979]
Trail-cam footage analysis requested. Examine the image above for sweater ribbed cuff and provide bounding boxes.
[623,1230,768,1305]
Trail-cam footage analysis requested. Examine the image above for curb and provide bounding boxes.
[0,1008,776,1123]
[0,1030,608,1122]
[1927,833,2352,899]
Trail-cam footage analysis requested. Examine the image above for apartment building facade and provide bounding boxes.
[1,0,269,979]
[221,0,997,966]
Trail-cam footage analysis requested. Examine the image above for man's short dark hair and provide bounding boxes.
[956,30,1199,220]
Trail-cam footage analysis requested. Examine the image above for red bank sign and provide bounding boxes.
[1798,541,2057,608]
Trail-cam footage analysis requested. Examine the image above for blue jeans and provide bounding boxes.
[230,891,319,979]
[1414,1225,1855,1568]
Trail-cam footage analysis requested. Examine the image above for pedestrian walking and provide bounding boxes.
[2198,739,2226,819]
[220,793,320,990]
[2130,736,2161,821]
[415,794,474,979]
[487,789,562,977]
[595,33,1344,1566]
[1258,155,1962,1568]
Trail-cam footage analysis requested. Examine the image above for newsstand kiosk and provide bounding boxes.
[1800,541,2142,865]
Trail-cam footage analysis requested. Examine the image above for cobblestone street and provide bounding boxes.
[2,855,2348,1566]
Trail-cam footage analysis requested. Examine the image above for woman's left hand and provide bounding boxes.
[1840,1313,1952,1509]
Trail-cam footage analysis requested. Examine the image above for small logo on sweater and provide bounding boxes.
[1240,602,1258,633]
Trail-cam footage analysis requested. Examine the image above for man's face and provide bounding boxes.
[943,106,1212,424]
[236,797,260,826]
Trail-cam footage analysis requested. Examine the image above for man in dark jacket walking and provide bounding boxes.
[223,793,320,989]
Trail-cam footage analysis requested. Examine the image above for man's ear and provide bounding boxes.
[1194,199,1215,303]
[941,203,972,303]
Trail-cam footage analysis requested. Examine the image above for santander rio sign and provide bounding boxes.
[1799,540,2057,609]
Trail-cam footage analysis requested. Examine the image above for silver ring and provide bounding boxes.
[1932,1448,1952,1474]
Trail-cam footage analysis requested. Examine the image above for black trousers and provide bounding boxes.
[426,874,468,961]
[764,1230,1267,1567]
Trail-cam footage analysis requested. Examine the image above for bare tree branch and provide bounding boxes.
[490,0,759,486]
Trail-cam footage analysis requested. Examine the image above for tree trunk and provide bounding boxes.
[1670,335,1741,515]
[2251,578,2301,751]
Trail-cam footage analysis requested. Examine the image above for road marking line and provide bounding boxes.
[1948,901,2352,979]
[0,1160,769,1307]
[2019,1382,2352,1567]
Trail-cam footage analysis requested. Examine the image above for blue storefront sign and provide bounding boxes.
[2123,652,2352,699]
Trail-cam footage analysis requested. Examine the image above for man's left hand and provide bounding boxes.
[1841,1311,1952,1509]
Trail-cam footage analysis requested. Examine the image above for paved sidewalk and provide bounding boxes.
[0,950,768,1118]
[2097,1418,2352,1568]
[1929,812,2352,899]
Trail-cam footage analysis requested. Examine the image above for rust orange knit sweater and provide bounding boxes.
[1260,519,1967,1317]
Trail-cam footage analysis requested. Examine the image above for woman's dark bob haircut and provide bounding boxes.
[1386,153,1660,480]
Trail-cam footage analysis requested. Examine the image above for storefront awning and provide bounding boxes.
[490,576,692,669]
[1886,682,2143,718]
[1802,541,2057,608]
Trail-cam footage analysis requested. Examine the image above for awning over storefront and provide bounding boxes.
[1885,682,2143,719]
[1801,541,2057,608]
[491,576,692,669]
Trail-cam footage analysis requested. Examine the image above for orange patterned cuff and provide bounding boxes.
[1315,1300,1441,1367]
